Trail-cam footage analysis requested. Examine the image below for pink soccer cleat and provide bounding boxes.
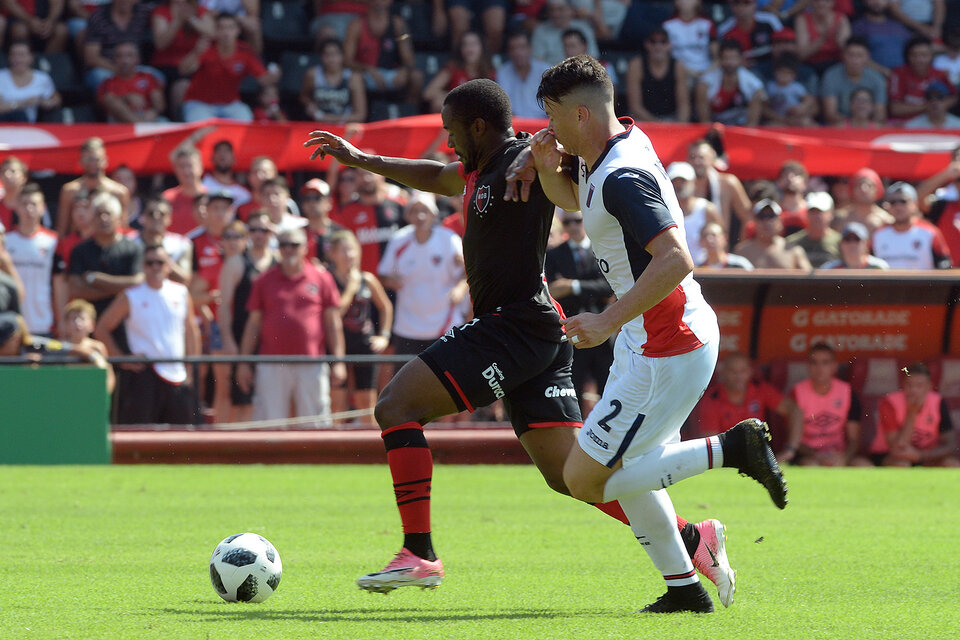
[692,519,736,607]
[356,548,445,594]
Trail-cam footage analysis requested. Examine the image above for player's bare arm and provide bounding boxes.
[304,130,465,197]
[528,129,579,212]
[504,129,577,209]
[561,227,693,350]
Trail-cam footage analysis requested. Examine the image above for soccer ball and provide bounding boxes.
[209,533,283,603]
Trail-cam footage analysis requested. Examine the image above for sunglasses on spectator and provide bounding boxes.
[222,233,245,240]
[302,194,324,201]
[841,235,863,243]
[278,241,303,248]
[888,199,910,205]
[249,227,270,233]
[648,38,669,45]
[144,259,166,266]
[563,218,583,225]
[756,212,779,220]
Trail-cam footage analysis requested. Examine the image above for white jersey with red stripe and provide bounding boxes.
[5,227,59,334]
[577,120,718,357]
[378,224,466,340]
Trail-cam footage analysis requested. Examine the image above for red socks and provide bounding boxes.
[382,423,433,534]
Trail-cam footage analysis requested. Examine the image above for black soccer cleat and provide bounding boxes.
[730,418,788,509]
[639,583,715,614]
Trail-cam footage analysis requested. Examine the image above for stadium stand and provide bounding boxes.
[261,0,313,55]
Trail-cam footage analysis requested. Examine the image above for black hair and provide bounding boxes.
[645,27,668,42]
[844,35,870,51]
[443,78,513,133]
[561,28,587,45]
[809,342,835,357]
[317,37,344,54]
[903,34,933,61]
[772,53,799,74]
[536,54,613,109]
[213,139,234,152]
[719,39,742,55]
[904,362,930,378]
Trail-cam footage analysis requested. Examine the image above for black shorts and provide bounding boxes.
[345,332,377,391]
[419,313,582,437]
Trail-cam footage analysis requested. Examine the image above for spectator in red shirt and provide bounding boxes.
[179,12,278,122]
[888,35,956,123]
[150,0,214,117]
[163,144,206,234]
[343,0,421,104]
[98,41,166,122]
[693,351,797,438]
[794,0,850,75]
[236,227,346,424]
[878,362,959,467]
[332,169,401,275]
[716,0,783,67]
[776,160,809,236]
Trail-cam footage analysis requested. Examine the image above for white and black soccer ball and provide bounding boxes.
[209,533,282,603]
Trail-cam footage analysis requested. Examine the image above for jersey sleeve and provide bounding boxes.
[600,168,677,249]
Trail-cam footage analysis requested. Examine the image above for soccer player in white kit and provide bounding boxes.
[511,55,788,613]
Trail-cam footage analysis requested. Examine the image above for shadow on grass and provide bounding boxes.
[152,606,616,623]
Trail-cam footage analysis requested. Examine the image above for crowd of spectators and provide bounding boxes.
[2,0,960,465]
[0,0,957,126]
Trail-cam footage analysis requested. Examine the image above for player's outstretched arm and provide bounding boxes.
[304,130,465,197]
[506,129,578,211]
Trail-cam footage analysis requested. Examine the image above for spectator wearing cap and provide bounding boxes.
[904,83,960,129]
[201,140,252,208]
[695,39,766,126]
[179,12,279,122]
[851,0,913,72]
[820,37,888,126]
[734,199,812,269]
[821,222,890,269]
[873,182,952,269]
[299,178,342,265]
[668,161,722,265]
[236,227,346,425]
[378,191,466,358]
[624,28,689,124]
[832,167,893,235]
[785,192,841,268]
[95,243,200,425]
[698,222,753,270]
[888,36,956,123]
[716,0,783,67]
[794,0,850,75]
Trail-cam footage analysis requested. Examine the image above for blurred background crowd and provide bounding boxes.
[2,0,960,468]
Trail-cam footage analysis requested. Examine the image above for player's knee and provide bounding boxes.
[373,382,419,429]
[562,468,602,503]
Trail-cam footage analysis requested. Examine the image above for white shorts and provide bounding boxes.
[577,333,719,469]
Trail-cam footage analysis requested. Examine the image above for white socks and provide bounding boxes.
[620,489,698,586]
[602,436,723,503]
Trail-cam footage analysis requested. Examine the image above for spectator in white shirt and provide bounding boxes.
[496,30,551,118]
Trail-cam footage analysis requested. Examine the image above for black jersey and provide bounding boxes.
[458,135,564,341]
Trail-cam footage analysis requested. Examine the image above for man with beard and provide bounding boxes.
[56,138,130,236]
[201,140,251,207]
[332,168,401,275]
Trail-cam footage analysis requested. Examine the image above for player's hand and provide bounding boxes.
[236,362,253,392]
[560,312,614,349]
[330,362,347,387]
[529,128,565,174]
[304,130,366,165]
[505,146,537,202]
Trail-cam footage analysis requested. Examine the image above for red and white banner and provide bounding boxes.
[1,118,958,179]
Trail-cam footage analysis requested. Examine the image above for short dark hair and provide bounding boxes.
[844,35,870,51]
[317,37,344,54]
[772,53,799,74]
[904,35,933,61]
[144,243,167,256]
[506,29,531,46]
[719,39,742,55]
[809,342,835,358]
[537,55,613,108]
[18,182,43,200]
[904,362,931,379]
[213,140,233,153]
[561,28,587,45]
[261,176,289,193]
[443,78,513,133]
[645,27,667,42]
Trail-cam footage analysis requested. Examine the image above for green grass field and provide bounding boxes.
[1,465,958,639]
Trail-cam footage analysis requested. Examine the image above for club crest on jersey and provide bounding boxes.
[475,184,491,214]
[586,184,595,207]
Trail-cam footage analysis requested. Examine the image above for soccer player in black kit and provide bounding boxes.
[304,79,735,602]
